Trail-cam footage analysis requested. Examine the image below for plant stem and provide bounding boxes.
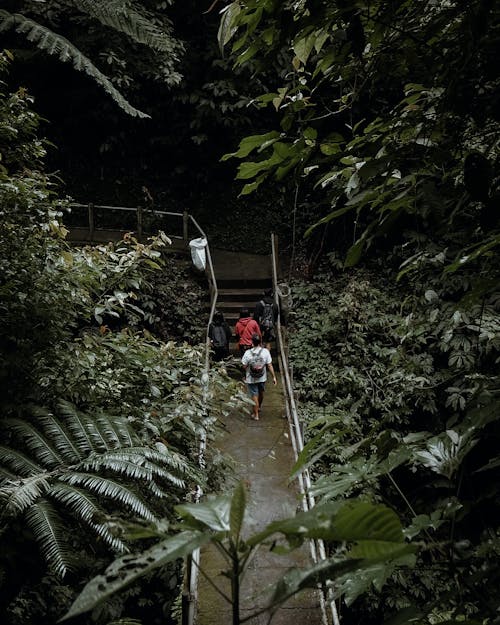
[232,547,240,625]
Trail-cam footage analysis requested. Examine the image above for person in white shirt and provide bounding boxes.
[241,333,277,420]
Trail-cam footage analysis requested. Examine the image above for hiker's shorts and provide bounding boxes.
[247,382,265,397]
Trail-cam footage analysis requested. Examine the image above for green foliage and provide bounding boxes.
[0,56,246,623]
[219,0,500,268]
[0,401,199,577]
[1,0,185,117]
[288,255,500,622]
[0,10,148,118]
[65,485,416,623]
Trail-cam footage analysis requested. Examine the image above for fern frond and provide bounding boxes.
[81,451,185,487]
[0,10,149,118]
[25,500,74,577]
[0,466,18,481]
[0,446,44,476]
[37,413,83,463]
[1,474,51,515]
[91,412,131,450]
[60,473,156,521]
[57,400,94,453]
[5,418,64,468]
[74,0,179,53]
[106,415,135,448]
[146,480,169,499]
[50,483,127,553]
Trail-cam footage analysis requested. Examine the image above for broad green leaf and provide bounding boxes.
[269,558,363,607]
[404,513,444,539]
[293,31,316,64]
[248,500,404,546]
[444,234,500,273]
[237,160,271,180]
[332,501,404,543]
[303,127,317,141]
[176,496,231,532]
[62,530,209,620]
[221,131,280,161]
[349,541,417,560]
[344,238,365,267]
[240,174,267,195]
[217,2,241,55]
[304,203,355,237]
[229,481,246,540]
[320,143,341,155]
[236,42,260,66]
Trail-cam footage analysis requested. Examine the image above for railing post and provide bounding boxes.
[137,205,143,241]
[88,203,94,242]
[183,210,189,242]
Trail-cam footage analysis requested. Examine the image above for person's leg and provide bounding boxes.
[258,382,265,411]
[247,383,260,420]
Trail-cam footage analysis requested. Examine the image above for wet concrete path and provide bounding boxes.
[195,376,324,625]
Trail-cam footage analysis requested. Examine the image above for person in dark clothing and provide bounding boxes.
[208,310,232,361]
[253,288,278,350]
[234,307,261,355]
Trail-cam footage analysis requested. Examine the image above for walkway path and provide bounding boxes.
[196,251,323,625]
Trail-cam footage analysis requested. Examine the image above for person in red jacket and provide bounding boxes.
[234,307,261,355]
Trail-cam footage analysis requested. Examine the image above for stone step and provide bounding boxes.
[217,277,272,289]
[217,288,267,301]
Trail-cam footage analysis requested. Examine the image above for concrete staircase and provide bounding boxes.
[217,281,271,350]
[210,248,272,351]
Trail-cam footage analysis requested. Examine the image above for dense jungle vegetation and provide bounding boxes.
[1,1,499,625]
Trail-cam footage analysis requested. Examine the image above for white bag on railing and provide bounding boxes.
[189,237,207,270]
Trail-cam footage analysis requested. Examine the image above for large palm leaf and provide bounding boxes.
[0,401,200,576]
[74,0,181,54]
[0,10,148,118]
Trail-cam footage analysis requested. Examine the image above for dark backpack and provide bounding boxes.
[260,300,274,330]
[212,325,227,348]
[248,347,266,378]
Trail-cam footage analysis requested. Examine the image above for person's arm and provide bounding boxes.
[267,362,277,385]
[224,323,232,342]
[253,301,262,322]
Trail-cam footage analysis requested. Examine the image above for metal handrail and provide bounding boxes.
[271,234,339,625]
[67,203,191,242]
[67,202,216,625]
[183,216,218,625]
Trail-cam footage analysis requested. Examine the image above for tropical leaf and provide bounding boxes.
[218,1,242,55]
[60,473,157,521]
[1,474,51,515]
[25,500,74,577]
[0,446,44,477]
[0,10,149,118]
[62,530,210,620]
[50,483,127,552]
[74,0,178,52]
[0,403,194,576]
[248,500,405,546]
[269,558,363,608]
[412,429,478,479]
[176,495,231,532]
